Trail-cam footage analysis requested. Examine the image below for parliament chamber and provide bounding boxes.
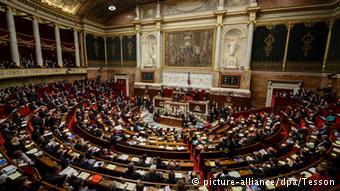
[0,0,339,191]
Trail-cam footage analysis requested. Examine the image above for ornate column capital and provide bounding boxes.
[285,22,293,30]
[5,6,16,13]
[155,21,162,32]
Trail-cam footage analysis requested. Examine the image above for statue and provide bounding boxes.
[145,39,156,67]
[226,38,239,69]
[228,38,238,57]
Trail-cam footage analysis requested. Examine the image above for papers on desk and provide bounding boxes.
[231,186,243,191]
[265,182,276,190]
[278,160,286,166]
[175,172,183,179]
[131,157,140,163]
[78,172,91,180]
[1,165,17,175]
[43,132,53,137]
[34,151,43,157]
[291,154,298,160]
[228,171,241,178]
[8,171,22,180]
[308,167,316,174]
[25,142,34,149]
[306,142,315,149]
[0,159,7,167]
[106,164,117,170]
[209,161,216,167]
[118,154,129,161]
[119,182,136,191]
[177,146,186,150]
[26,148,39,155]
[114,125,123,131]
[59,166,78,177]
[259,149,268,155]
[145,157,152,164]
[94,161,105,168]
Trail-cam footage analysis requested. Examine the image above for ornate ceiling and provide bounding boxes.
[39,0,156,23]
[38,0,334,24]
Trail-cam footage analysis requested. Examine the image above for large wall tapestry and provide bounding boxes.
[286,22,328,72]
[164,29,214,67]
[122,35,137,67]
[251,25,287,71]
[105,35,136,67]
[106,36,121,67]
[326,19,340,72]
[86,34,105,67]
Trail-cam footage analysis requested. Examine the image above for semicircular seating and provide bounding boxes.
[0,79,339,191]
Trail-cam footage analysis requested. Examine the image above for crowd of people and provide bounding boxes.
[0,56,77,69]
[0,79,338,191]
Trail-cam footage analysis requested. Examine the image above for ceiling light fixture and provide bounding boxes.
[108,5,116,11]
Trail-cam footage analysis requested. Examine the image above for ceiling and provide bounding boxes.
[38,0,334,25]
[38,0,156,24]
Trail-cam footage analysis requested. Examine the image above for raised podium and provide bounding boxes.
[153,95,209,126]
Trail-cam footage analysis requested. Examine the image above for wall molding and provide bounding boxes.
[0,68,87,80]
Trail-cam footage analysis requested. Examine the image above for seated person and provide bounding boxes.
[137,154,150,167]
[44,165,67,186]
[136,180,144,191]
[155,156,166,169]
[176,179,187,191]
[142,165,163,183]
[164,170,176,184]
[12,150,34,166]
[124,162,141,180]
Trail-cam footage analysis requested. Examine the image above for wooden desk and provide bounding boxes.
[160,116,183,127]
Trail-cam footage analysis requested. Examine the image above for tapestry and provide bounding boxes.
[86,33,105,67]
[106,36,121,67]
[122,35,137,67]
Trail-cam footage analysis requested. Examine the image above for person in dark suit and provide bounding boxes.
[135,180,144,191]
[142,165,163,183]
[316,135,331,149]
[164,170,176,184]
[155,157,166,169]
[124,162,141,180]
[137,154,150,167]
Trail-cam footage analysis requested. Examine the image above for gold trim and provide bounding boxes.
[282,22,292,71]
[322,20,333,72]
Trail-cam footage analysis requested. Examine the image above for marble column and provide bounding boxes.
[156,27,161,68]
[136,30,141,68]
[73,30,80,67]
[245,22,254,70]
[33,17,43,67]
[156,1,162,68]
[6,7,20,66]
[54,24,63,67]
[214,24,222,70]
[79,31,85,67]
